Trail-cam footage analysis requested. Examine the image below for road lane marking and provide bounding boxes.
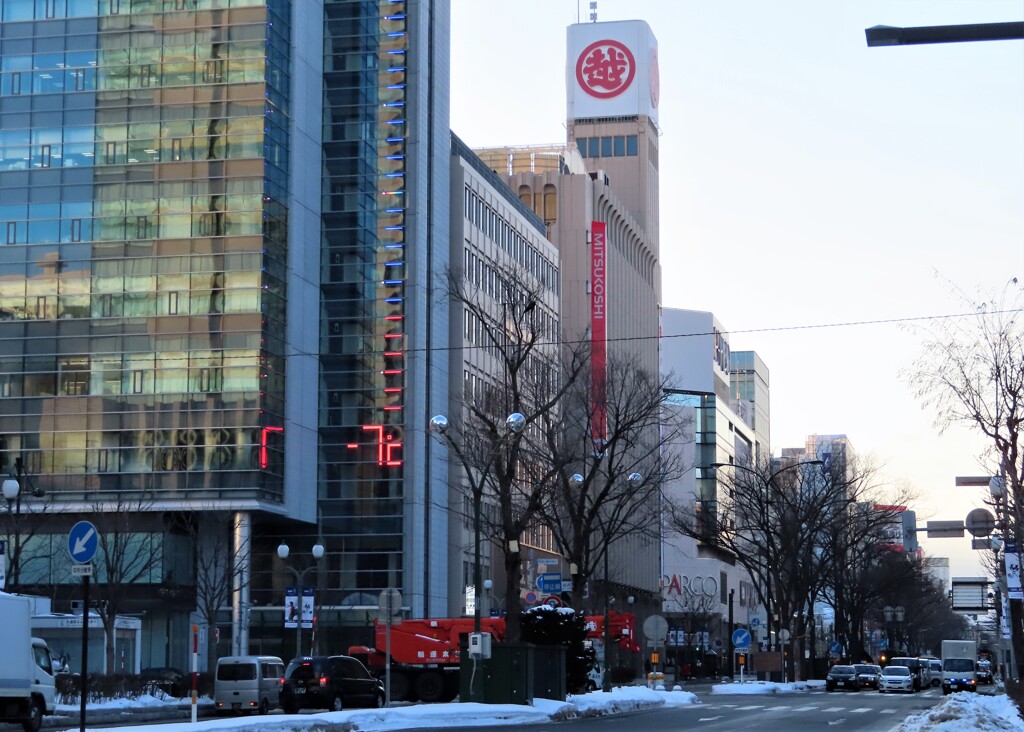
[850,707,871,713]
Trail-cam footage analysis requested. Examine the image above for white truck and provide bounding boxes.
[0,592,56,731]
[941,639,977,695]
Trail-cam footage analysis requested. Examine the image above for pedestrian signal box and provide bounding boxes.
[650,651,660,665]
[737,653,747,666]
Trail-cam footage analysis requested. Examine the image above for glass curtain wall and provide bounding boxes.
[0,0,290,502]
[317,0,407,605]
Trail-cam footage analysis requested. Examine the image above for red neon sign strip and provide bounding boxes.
[260,426,284,469]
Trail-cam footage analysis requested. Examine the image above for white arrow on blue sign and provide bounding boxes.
[68,521,99,564]
[829,640,843,654]
[731,628,751,649]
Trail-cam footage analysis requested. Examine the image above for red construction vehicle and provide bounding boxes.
[347,610,636,702]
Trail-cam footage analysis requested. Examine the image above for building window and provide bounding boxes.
[135,216,150,239]
[39,145,51,168]
[601,136,612,157]
[132,370,144,394]
[105,142,118,165]
[576,137,587,157]
[587,138,599,157]
[70,219,82,242]
[138,64,152,87]
[203,60,224,83]
[168,291,179,315]
[11,73,22,95]
[626,135,638,156]
[6,222,17,244]
[170,138,183,161]
[614,136,625,156]
[35,296,47,319]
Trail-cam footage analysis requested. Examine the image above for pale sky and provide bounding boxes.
[450,0,1024,579]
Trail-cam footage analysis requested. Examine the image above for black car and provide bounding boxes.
[826,664,859,692]
[280,655,384,713]
[854,664,882,689]
[139,667,189,698]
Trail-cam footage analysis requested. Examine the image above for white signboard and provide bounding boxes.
[567,20,659,124]
[1006,541,1023,600]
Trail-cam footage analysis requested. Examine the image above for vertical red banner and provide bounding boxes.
[591,221,607,444]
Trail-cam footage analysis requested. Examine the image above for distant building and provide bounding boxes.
[660,307,766,664]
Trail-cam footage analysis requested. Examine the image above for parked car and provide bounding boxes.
[976,659,994,684]
[854,663,882,689]
[878,665,914,694]
[139,667,188,698]
[825,665,859,692]
[280,656,384,713]
[929,659,943,687]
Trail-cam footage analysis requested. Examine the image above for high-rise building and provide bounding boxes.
[0,0,452,668]
[473,19,664,612]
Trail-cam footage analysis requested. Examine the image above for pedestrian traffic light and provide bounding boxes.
[737,653,746,666]
[651,651,660,665]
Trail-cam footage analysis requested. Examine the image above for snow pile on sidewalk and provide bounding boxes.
[53,685,699,732]
[896,692,1024,731]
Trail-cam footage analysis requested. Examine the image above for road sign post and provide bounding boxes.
[68,520,99,732]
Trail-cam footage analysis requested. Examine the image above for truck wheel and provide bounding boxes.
[414,671,444,703]
[22,697,43,732]
[390,671,411,702]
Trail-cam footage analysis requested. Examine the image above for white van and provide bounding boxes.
[214,655,284,715]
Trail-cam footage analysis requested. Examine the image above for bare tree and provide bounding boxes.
[1,458,61,592]
[433,263,586,643]
[667,454,909,679]
[538,352,686,607]
[905,279,1024,671]
[89,495,165,675]
[178,510,244,671]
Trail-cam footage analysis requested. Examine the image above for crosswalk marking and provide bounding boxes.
[821,707,844,712]
[791,705,819,712]
[849,707,872,714]
[880,709,897,714]
[737,704,764,710]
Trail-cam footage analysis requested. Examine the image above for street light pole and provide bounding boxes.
[277,542,324,658]
[429,413,526,637]
[569,471,642,692]
[2,459,41,592]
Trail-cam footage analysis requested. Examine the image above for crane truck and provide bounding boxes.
[348,610,637,702]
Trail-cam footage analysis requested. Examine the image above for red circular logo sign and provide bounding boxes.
[575,39,636,99]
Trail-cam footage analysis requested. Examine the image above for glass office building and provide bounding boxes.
[0,0,452,665]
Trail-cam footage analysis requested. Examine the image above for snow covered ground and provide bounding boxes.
[50,681,1023,731]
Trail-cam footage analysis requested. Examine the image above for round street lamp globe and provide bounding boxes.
[428,415,449,434]
[627,472,643,488]
[312,543,325,560]
[506,412,526,433]
[2,478,19,502]
[569,473,584,489]
[277,542,290,560]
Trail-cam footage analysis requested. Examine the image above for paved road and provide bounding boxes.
[404,687,946,732]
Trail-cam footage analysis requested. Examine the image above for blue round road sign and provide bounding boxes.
[829,640,843,654]
[732,628,751,649]
[68,521,99,564]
